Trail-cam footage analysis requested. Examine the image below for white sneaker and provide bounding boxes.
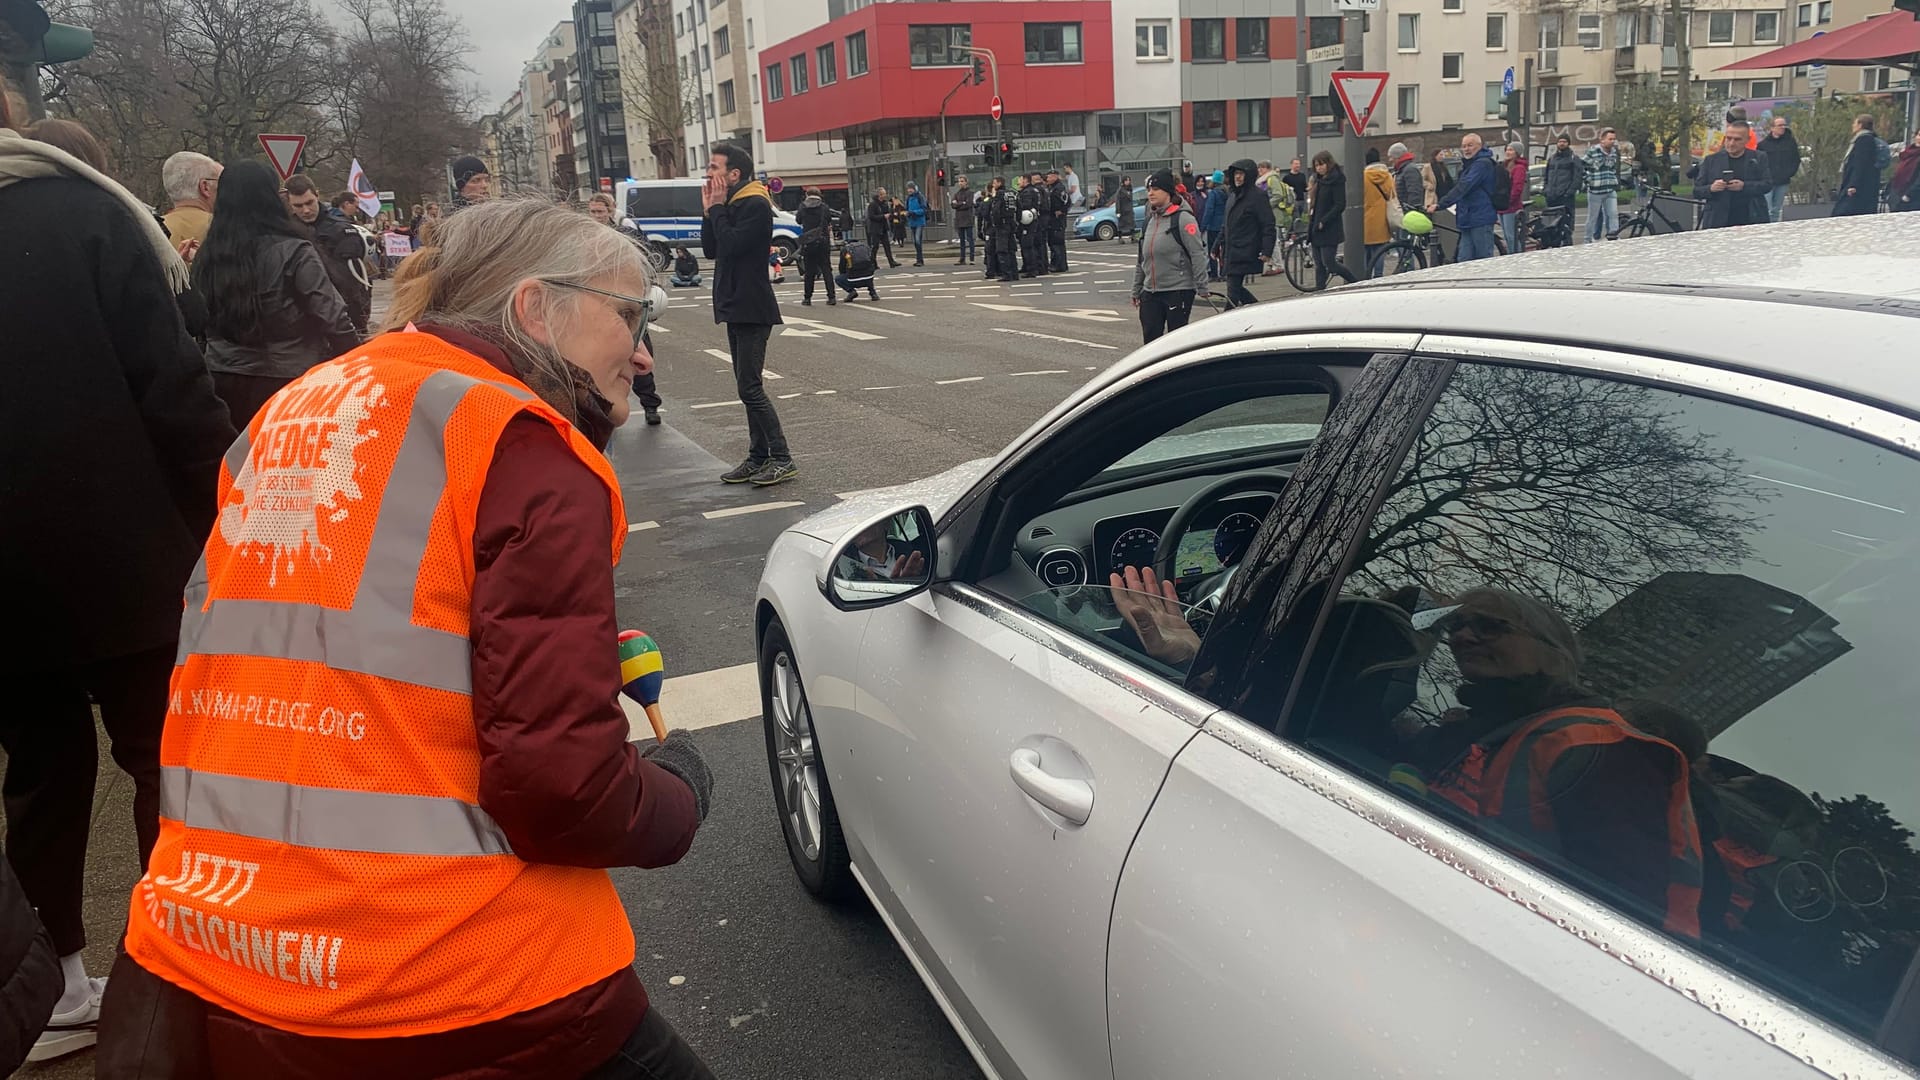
[27,975,105,1062]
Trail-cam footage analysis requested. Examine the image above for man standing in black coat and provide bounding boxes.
[1219,158,1276,309]
[286,175,372,334]
[795,186,837,307]
[1698,119,1771,229]
[702,142,795,487]
[1757,115,1801,222]
[1017,173,1047,278]
[1833,114,1884,217]
[865,189,899,267]
[985,177,1021,282]
[1045,166,1070,273]
[0,118,235,1062]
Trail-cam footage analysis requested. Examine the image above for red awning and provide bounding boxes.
[1720,11,1920,70]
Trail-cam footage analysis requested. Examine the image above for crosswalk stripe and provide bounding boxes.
[621,661,760,738]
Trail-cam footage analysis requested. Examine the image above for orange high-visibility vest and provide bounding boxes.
[1431,706,1705,939]
[124,331,634,1038]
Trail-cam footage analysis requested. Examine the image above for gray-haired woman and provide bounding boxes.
[97,198,717,1080]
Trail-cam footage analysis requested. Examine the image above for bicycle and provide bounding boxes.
[1278,216,1321,293]
[1370,220,1452,279]
[1609,178,1704,240]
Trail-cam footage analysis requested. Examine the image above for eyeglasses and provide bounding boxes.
[544,280,655,353]
[1435,612,1518,640]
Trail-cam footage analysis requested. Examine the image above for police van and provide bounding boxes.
[615,178,805,265]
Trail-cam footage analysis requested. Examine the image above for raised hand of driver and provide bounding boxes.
[1110,566,1201,666]
[890,550,927,580]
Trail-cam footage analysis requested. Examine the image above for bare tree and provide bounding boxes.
[328,0,479,200]
[617,0,691,178]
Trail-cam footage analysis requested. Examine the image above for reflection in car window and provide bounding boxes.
[1290,363,1920,1051]
[1101,395,1328,480]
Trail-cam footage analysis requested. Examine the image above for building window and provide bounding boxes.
[714,25,729,56]
[1136,19,1171,59]
[847,31,868,76]
[909,24,972,67]
[699,44,709,70]
[1443,53,1463,81]
[600,44,622,69]
[1398,14,1419,51]
[1818,0,1833,20]
[1574,84,1599,120]
[1538,85,1561,118]
[1192,18,1226,61]
[1577,13,1602,49]
[1748,77,1777,97]
[746,18,752,48]
[1237,98,1270,137]
[1236,18,1268,58]
[1442,0,1463,10]
[1193,100,1227,141]
[703,93,714,120]
[817,42,837,85]
[1486,13,1507,49]
[1309,16,1342,50]
[791,54,809,94]
[1796,2,1813,26]
[1484,81,1504,118]
[1862,66,1906,90]
[1026,23,1083,64]
[765,62,784,101]
[1708,12,1734,44]
[1752,11,1780,43]
[674,12,683,35]
[718,79,735,115]
[1397,83,1419,123]
[1703,79,1732,102]
[750,72,758,104]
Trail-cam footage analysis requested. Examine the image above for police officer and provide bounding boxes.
[1017,173,1047,278]
[795,185,837,307]
[1045,166,1071,273]
[988,177,1021,283]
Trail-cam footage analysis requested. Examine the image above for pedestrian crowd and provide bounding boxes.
[1,84,728,1078]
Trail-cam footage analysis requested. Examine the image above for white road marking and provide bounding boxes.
[648,324,672,333]
[992,327,1119,350]
[1009,369,1070,376]
[814,389,838,395]
[620,661,761,738]
[1057,289,1089,294]
[627,520,661,533]
[783,316,885,341]
[847,305,916,317]
[778,392,803,399]
[860,385,901,390]
[935,376,985,385]
[969,302,1124,323]
[703,347,782,378]
[688,400,740,410]
[703,501,805,520]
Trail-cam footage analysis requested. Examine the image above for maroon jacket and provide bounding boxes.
[196,326,700,1079]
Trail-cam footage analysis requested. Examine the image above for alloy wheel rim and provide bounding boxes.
[769,652,823,861]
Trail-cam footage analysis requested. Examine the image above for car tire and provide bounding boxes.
[1095,221,1116,241]
[760,620,856,902]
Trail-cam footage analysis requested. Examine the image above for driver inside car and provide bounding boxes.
[838,520,929,582]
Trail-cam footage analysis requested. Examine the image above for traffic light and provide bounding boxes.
[998,138,1016,164]
[935,160,949,186]
[1503,90,1525,128]
[971,57,987,85]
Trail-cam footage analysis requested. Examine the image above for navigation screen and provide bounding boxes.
[1174,531,1220,580]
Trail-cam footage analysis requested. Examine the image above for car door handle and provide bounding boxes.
[1009,747,1094,825]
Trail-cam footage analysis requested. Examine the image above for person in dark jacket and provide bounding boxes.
[1308,151,1356,289]
[96,197,717,1080]
[447,153,490,210]
[1219,158,1276,309]
[287,175,372,333]
[795,186,837,307]
[194,161,360,428]
[1757,115,1801,222]
[0,113,235,1064]
[1115,175,1136,240]
[1833,114,1884,217]
[1131,170,1208,342]
[0,858,62,1072]
[950,174,977,264]
[1439,134,1500,261]
[864,189,898,267]
[1017,173,1048,277]
[703,142,794,486]
[1698,119,1772,229]
[1045,167,1070,272]
[837,238,881,301]
[1891,126,1920,212]
[1543,135,1583,216]
[986,177,1021,282]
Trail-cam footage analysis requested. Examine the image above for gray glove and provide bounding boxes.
[642,730,713,821]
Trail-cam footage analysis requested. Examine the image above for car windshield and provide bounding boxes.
[1099,394,1329,481]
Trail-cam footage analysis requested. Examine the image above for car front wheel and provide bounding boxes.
[1094,221,1116,241]
[760,619,855,901]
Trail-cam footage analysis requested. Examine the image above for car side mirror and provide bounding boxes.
[821,506,937,611]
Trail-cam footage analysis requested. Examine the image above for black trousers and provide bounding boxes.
[1021,231,1044,275]
[1225,274,1258,309]
[1047,223,1068,272]
[210,371,295,431]
[987,234,1016,279]
[1,645,172,956]
[726,323,788,462]
[800,243,832,302]
[633,370,661,411]
[1313,243,1356,290]
[1138,289,1195,343]
[870,228,897,265]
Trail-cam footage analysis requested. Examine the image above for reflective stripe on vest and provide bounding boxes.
[1432,706,1705,938]
[128,336,634,1039]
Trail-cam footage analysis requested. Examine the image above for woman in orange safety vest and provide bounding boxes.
[97,198,718,1080]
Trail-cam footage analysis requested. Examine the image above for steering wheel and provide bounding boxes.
[1151,471,1290,598]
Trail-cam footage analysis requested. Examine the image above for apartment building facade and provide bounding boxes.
[740,0,853,208]
[573,0,632,195]
[1176,1,1352,173]
[671,0,756,178]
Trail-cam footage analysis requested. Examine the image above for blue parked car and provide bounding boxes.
[1072,187,1148,241]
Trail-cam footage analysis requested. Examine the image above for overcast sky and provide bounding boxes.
[467,0,576,111]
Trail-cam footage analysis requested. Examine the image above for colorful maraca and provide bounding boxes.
[618,630,668,743]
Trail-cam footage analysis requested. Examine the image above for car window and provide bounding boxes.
[628,187,671,219]
[1282,361,1920,1054]
[669,186,705,217]
[983,387,1334,681]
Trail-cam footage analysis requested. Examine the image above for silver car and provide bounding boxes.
[753,217,1920,1080]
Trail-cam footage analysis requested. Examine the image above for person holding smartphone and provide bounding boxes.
[1698,118,1771,230]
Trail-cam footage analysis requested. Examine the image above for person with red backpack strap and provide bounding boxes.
[1131,170,1209,343]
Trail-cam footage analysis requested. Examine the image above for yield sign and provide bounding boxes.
[1329,71,1389,132]
[258,133,307,181]
[990,96,1004,122]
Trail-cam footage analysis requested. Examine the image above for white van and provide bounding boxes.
[615,178,804,264]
